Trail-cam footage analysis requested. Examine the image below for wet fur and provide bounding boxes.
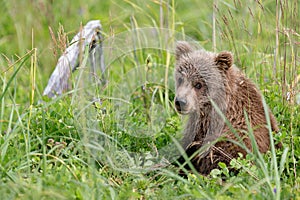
[174,41,281,175]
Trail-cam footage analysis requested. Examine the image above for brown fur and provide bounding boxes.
[174,41,281,175]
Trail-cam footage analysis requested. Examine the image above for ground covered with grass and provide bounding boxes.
[0,0,299,199]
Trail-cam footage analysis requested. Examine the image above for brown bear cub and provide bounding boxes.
[174,41,281,175]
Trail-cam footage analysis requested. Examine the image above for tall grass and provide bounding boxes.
[0,0,299,199]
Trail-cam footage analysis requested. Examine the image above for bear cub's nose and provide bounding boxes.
[175,97,187,111]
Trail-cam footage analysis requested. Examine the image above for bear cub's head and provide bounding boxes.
[174,41,233,115]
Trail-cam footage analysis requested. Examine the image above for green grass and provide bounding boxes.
[1,0,300,199]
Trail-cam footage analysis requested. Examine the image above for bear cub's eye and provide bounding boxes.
[178,77,183,85]
[194,82,202,89]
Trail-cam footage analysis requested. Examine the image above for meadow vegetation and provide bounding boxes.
[0,0,299,199]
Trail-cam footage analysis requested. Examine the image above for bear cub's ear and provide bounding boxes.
[215,51,233,70]
[175,41,193,60]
